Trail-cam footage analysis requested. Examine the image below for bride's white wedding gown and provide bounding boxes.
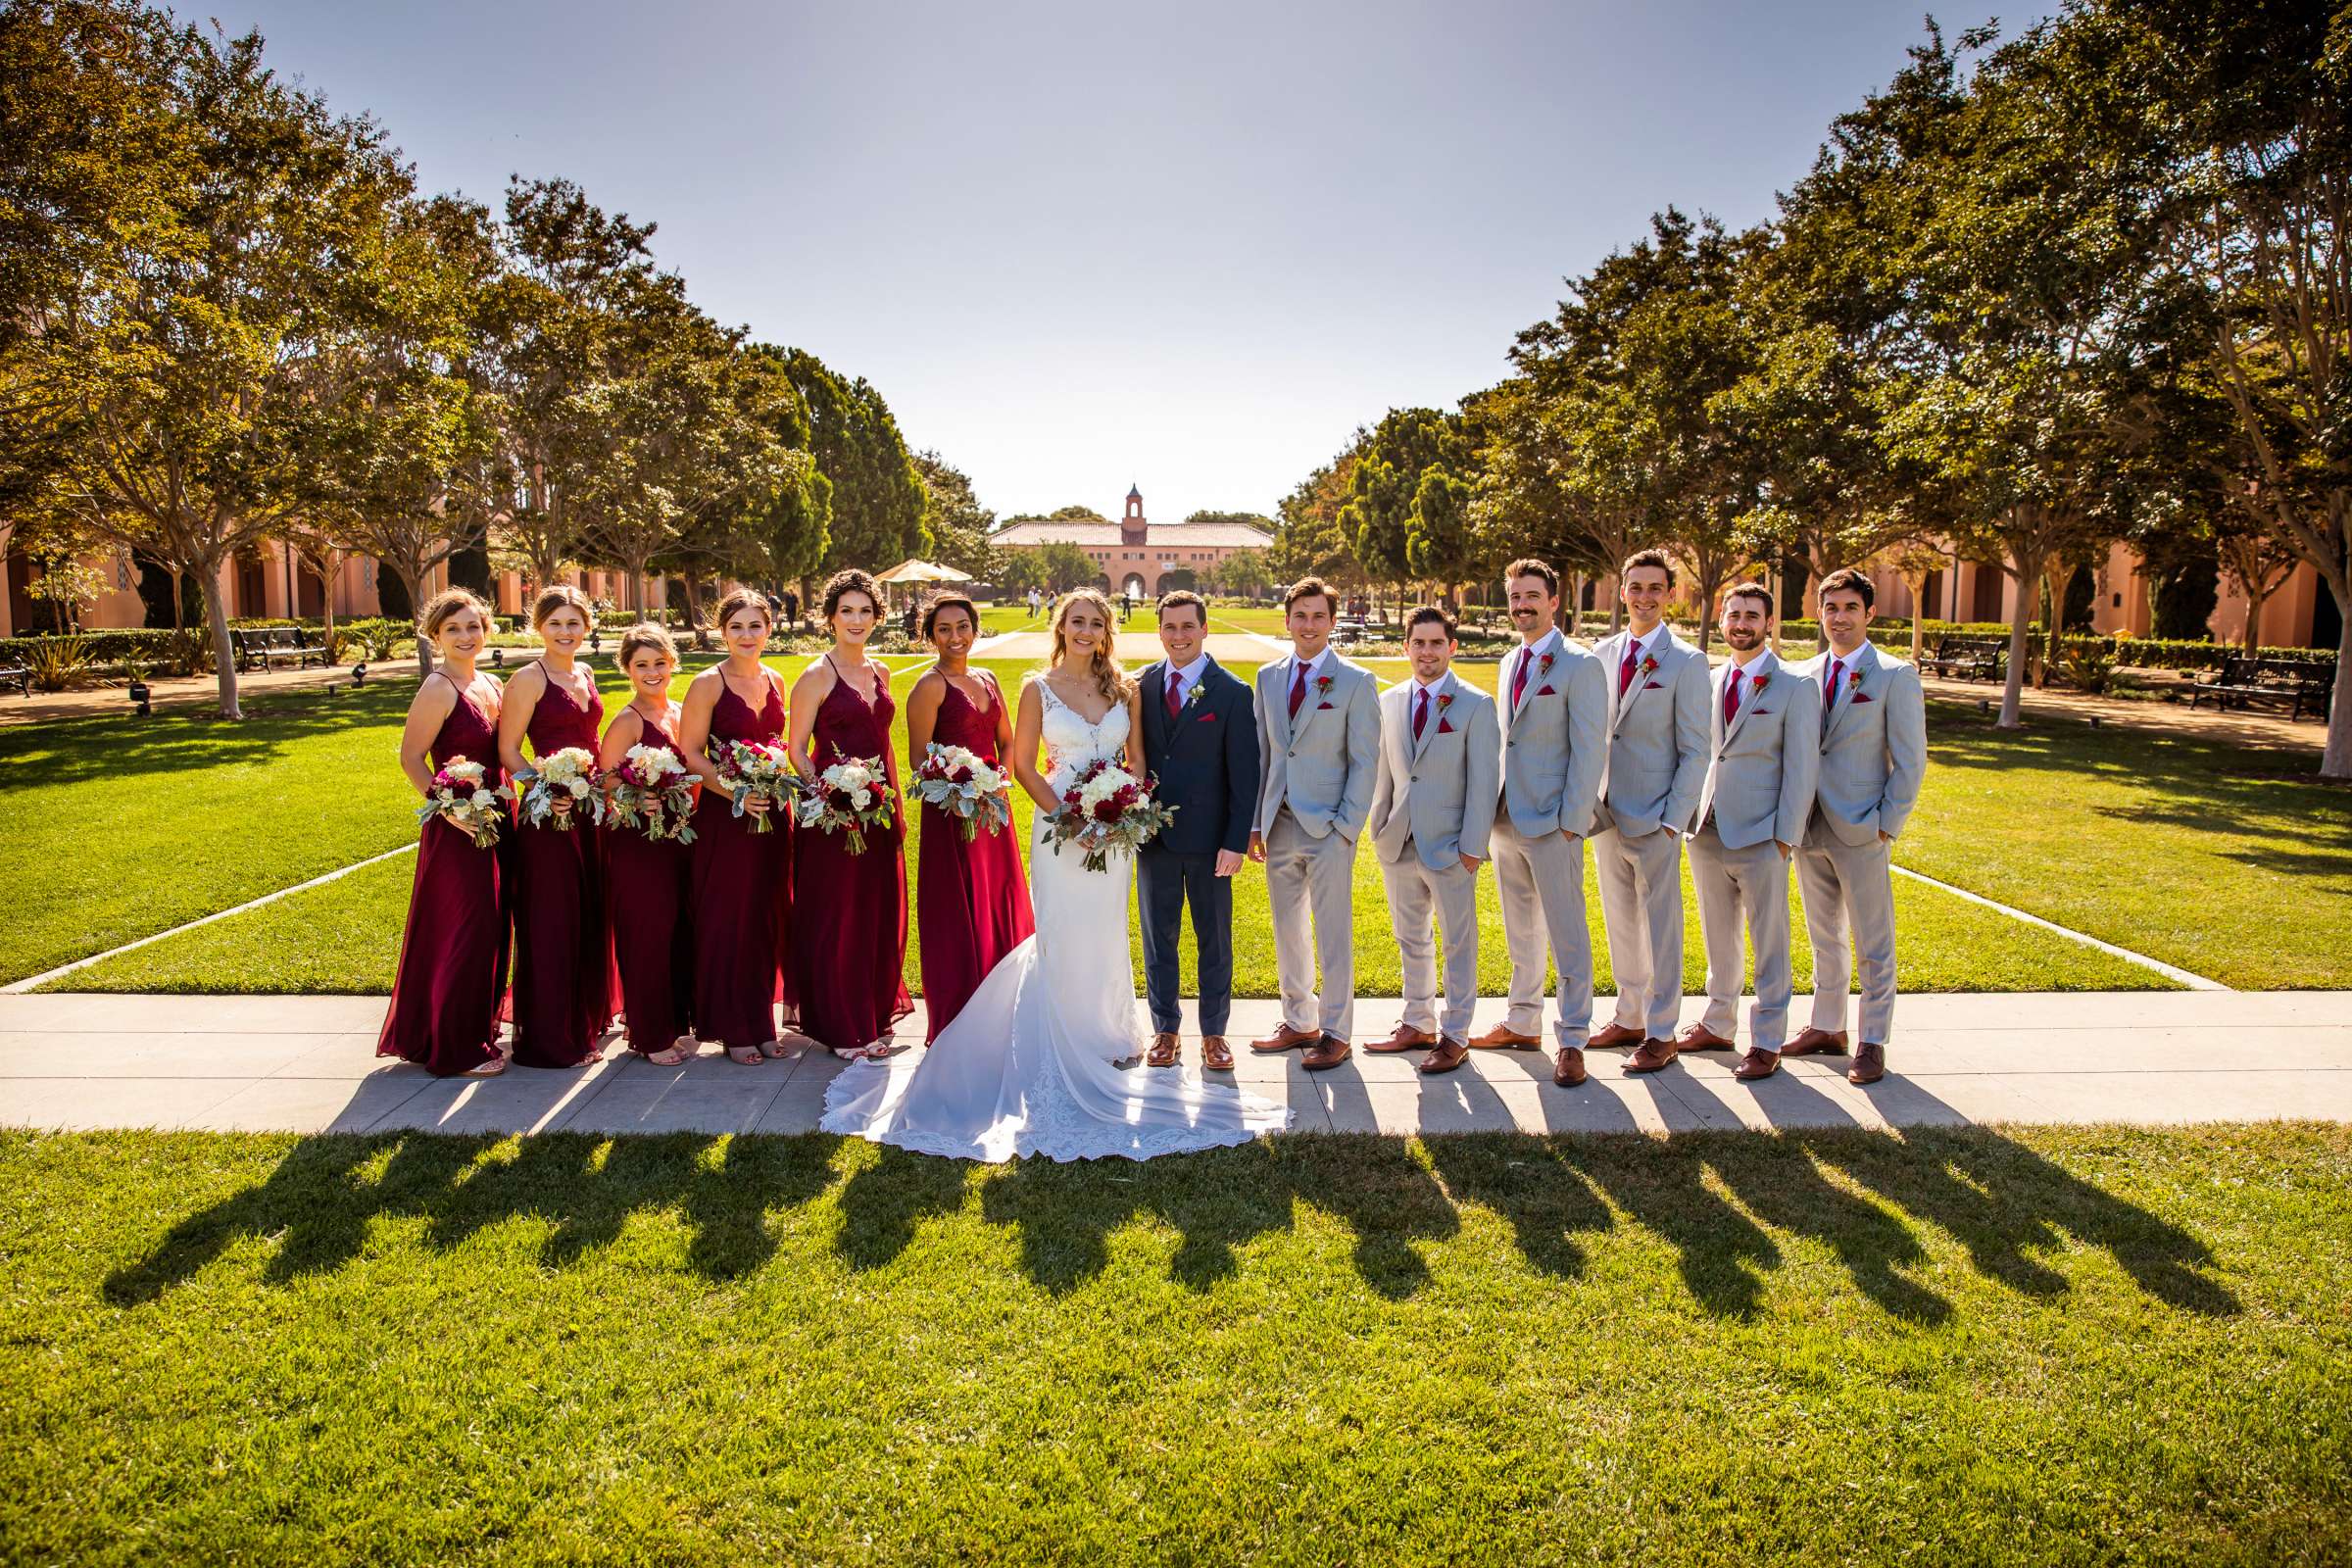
[820,682,1292,1161]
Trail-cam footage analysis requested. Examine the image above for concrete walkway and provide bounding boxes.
[3,991,2344,1138]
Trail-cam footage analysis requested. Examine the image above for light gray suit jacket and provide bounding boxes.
[1495,633,1608,838]
[1367,673,1500,870]
[1794,642,1927,846]
[1253,653,1381,840]
[1690,650,1821,851]
[1591,625,1711,838]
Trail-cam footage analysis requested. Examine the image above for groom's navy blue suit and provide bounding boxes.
[1137,657,1260,1037]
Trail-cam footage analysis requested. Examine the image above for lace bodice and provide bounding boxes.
[1037,680,1130,792]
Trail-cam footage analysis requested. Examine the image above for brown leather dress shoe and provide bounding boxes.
[1552,1047,1587,1087]
[1470,1023,1542,1050]
[1417,1036,1470,1074]
[1848,1042,1886,1085]
[1676,1023,1738,1052]
[1366,1023,1436,1054]
[1588,1021,1646,1050]
[1146,1032,1181,1068]
[1301,1034,1351,1070]
[1250,1023,1319,1054]
[1201,1036,1234,1072]
[1733,1048,1781,1081]
[1624,1038,1679,1074]
[1782,1027,1849,1056]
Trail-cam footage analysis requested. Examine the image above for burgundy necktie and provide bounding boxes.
[1823,658,1844,732]
[1164,670,1183,720]
[1413,685,1430,741]
[1620,641,1640,697]
[1722,666,1742,728]
[1510,649,1531,710]
[1288,661,1308,719]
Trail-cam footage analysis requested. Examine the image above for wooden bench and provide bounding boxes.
[2188,657,2334,721]
[230,626,329,673]
[1922,635,2007,682]
[0,662,28,698]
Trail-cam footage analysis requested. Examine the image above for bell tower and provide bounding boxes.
[1120,483,1147,546]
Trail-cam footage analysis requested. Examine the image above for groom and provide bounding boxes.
[1138,590,1260,1073]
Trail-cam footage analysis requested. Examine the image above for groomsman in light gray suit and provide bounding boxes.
[1627,581,1819,1083]
[1364,607,1500,1076]
[1783,566,1927,1087]
[1248,576,1382,1071]
[1586,548,1712,1065]
[1470,559,1609,1087]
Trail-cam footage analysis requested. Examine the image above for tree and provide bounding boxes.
[1217,547,1273,600]
[779,348,926,578]
[1340,407,1476,608]
[0,3,420,715]
[1271,445,1362,586]
[912,451,1001,578]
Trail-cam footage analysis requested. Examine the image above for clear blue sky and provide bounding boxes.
[212,0,2006,528]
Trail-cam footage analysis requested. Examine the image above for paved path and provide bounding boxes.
[3,991,2344,1138]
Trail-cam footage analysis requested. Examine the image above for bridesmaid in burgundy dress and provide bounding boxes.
[787,568,912,1058]
[678,588,793,1065]
[379,589,511,1078]
[598,622,696,1065]
[904,592,1033,1044]
[498,585,614,1068]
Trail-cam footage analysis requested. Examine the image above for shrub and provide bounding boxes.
[24,634,94,691]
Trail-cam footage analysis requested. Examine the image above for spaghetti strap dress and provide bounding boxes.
[916,674,1034,1043]
[789,656,912,1052]
[605,707,695,1052]
[691,673,792,1050]
[508,662,613,1067]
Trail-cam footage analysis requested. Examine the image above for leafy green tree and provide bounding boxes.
[780,348,927,578]
[1340,407,1476,605]
[912,451,1001,578]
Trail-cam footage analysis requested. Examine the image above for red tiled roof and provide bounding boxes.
[991,520,1274,549]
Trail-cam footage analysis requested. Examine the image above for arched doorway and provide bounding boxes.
[1121,572,1147,599]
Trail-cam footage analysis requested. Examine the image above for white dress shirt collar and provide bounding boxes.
[1166,653,1210,693]
[1291,647,1329,682]
[1517,627,1564,667]
[1728,646,1773,679]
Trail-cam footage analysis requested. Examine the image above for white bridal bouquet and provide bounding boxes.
[1045,760,1176,873]
[911,742,1011,842]
[516,746,603,830]
[417,757,513,849]
[608,743,698,845]
[795,755,897,855]
[712,739,796,834]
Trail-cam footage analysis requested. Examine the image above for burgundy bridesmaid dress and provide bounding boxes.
[508,663,613,1068]
[790,656,911,1052]
[378,677,509,1076]
[691,673,792,1050]
[916,674,1034,1043]
[606,708,695,1054]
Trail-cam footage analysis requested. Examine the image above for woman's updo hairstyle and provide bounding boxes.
[616,622,676,667]
[919,592,980,640]
[821,567,884,623]
[711,587,772,633]
[418,587,495,642]
[530,583,594,629]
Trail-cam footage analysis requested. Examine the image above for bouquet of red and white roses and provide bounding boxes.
[794,756,897,855]
[1045,759,1176,873]
[911,742,1010,843]
[712,739,795,834]
[516,746,603,830]
[417,756,513,850]
[608,743,698,845]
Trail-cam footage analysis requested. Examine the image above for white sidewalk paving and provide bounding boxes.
[4,990,2348,1138]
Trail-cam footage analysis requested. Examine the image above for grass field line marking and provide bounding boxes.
[1889,863,2227,991]
[2,843,420,996]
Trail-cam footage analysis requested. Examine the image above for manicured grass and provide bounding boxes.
[57,657,2153,997]
[2,1124,2346,1564]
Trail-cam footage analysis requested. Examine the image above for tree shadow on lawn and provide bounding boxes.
[1924,700,2348,814]
[99,1125,2237,1323]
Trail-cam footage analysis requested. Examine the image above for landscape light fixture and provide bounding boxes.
[126,679,150,718]
[491,648,505,668]
[353,662,368,687]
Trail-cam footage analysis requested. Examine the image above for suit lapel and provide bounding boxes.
[1722,652,1774,747]
[1410,674,1447,761]
[1287,656,1324,748]
[1143,662,1169,758]
[1611,633,1659,734]
[1506,640,1548,729]
[1264,662,1297,749]
[1823,643,1874,742]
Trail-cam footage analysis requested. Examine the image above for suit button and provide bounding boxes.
[1287,750,1295,758]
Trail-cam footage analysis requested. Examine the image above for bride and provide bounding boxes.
[822,588,1292,1161]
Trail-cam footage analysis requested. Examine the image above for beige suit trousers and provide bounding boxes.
[1381,843,1480,1041]
[1688,819,1793,1051]
[1798,832,1898,1044]
[1490,817,1592,1045]
[1265,807,1358,1040]
[1592,821,1686,1041]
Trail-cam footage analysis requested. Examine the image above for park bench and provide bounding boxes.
[0,660,28,697]
[2188,657,2334,721]
[230,626,329,673]
[1922,635,2007,682]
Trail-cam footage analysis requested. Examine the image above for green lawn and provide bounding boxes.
[52,657,2152,997]
[3,1123,2346,1564]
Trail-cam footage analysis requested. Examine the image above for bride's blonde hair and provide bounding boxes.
[1045,587,1131,705]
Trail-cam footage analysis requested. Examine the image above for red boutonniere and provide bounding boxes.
[1538,652,1555,676]
[1751,673,1772,695]
[1314,673,1335,698]
[1846,668,1864,693]
[1437,692,1455,710]
[1639,654,1659,678]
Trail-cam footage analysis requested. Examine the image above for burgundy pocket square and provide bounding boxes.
[1851,694,1875,704]
[1316,702,1336,710]
[1536,685,1556,696]
[1438,719,1455,734]
[1644,680,1665,689]
[1195,712,1217,723]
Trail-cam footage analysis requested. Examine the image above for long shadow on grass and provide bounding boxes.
[99,1126,2239,1321]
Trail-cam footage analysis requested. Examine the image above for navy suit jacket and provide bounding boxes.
[1138,658,1260,858]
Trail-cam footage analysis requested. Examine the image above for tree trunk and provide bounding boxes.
[1905,569,1929,662]
[2041,562,2077,688]
[2242,583,2265,657]
[318,549,338,658]
[200,567,241,719]
[398,565,434,682]
[2324,582,2352,781]
[681,568,710,649]
[1998,553,2041,729]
